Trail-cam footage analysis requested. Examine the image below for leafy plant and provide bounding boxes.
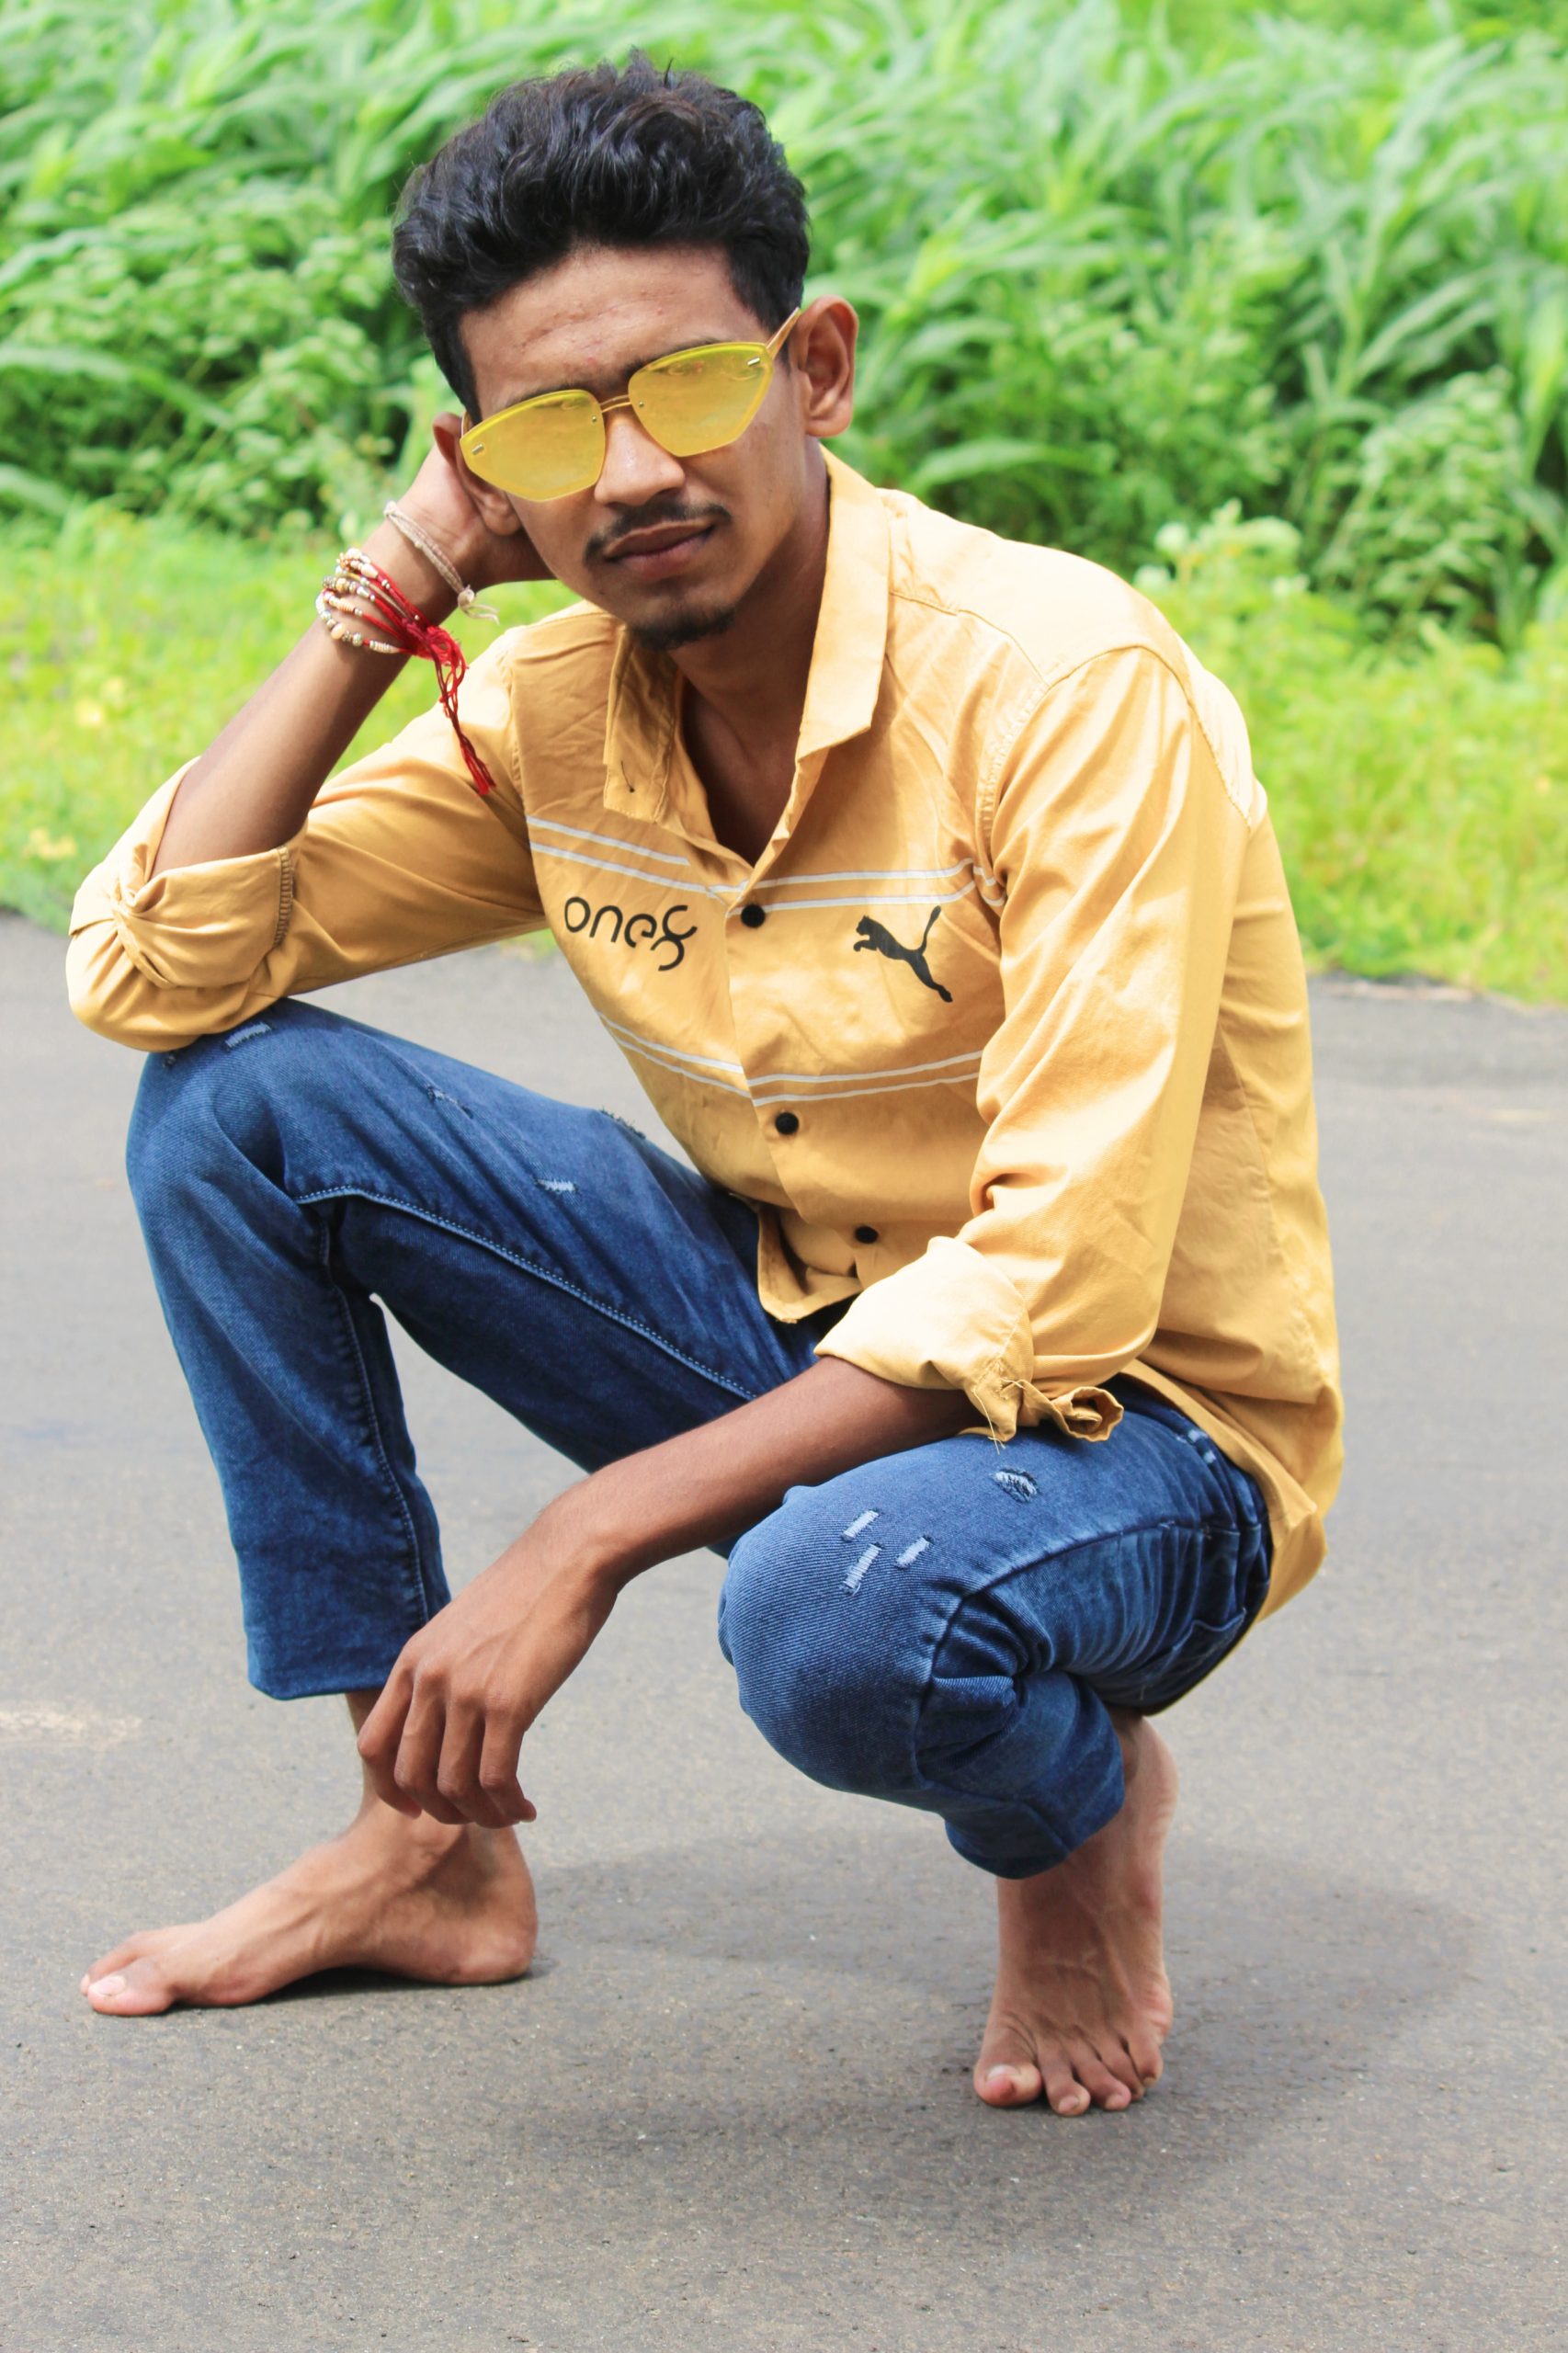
[1141,504,1568,996]
[6,502,1564,1002]
[3,0,1565,996]
[0,0,1565,639]
[1317,369,1535,637]
[0,505,569,926]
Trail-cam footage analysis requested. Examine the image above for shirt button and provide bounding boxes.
[739,904,767,928]
[854,1224,879,1245]
[774,1110,800,1136]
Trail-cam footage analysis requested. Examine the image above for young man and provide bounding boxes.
[66,58,1340,2117]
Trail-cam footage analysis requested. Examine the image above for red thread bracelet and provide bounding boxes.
[317,549,499,798]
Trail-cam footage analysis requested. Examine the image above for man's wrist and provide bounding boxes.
[360,515,460,624]
[529,1359,978,1607]
[532,1476,648,1603]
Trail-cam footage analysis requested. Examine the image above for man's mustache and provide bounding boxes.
[587,500,731,562]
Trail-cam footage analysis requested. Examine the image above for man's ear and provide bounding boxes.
[431,412,530,539]
[795,297,858,443]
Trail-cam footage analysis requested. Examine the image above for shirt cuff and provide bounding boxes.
[813,1233,1122,1444]
[73,769,295,990]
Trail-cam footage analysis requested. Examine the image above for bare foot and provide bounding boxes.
[973,1711,1177,2116]
[79,1799,537,2017]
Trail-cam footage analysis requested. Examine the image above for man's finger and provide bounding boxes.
[432,1701,511,1829]
[357,1668,422,1816]
[476,1709,536,1828]
[389,1681,465,1824]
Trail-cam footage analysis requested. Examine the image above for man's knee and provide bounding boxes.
[126,1002,349,1214]
[719,1488,926,1797]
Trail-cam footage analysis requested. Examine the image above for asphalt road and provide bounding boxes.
[5,911,1565,2352]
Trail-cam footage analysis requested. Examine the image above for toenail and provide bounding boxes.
[88,1973,125,1996]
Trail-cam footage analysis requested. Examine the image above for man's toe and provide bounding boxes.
[81,1937,146,1993]
[976,2058,1042,2107]
[85,1957,178,2015]
[1100,2040,1146,2101]
[1033,2035,1109,2115]
[1040,2058,1091,2115]
[1128,2030,1165,2088]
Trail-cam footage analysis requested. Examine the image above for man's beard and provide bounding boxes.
[631,598,739,654]
[590,498,736,654]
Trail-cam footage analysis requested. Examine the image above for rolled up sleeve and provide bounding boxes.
[66,633,544,1051]
[818,643,1255,1440]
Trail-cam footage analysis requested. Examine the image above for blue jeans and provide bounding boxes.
[127,1000,1270,1878]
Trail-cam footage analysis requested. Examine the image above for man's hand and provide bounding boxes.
[356,1359,973,1833]
[149,409,551,879]
[357,1501,619,1828]
[406,410,554,591]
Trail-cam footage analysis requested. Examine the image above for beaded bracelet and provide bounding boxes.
[381,500,497,620]
[316,548,499,798]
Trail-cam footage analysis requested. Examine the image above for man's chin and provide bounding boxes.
[629,597,739,655]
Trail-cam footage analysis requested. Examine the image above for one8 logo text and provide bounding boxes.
[562,896,698,972]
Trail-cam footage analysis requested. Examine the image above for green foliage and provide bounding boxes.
[2,0,1562,995]
[1140,507,1568,998]
[1317,369,1533,638]
[0,0,1566,640]
[0,506,568,926]
[6,507,1564,1001]
[1144,0,1568,46]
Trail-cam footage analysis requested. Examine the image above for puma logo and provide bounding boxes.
[853,906,952,1002]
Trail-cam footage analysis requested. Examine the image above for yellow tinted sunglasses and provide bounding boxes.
[459,309,801,501]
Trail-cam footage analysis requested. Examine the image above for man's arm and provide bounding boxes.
[357,1358,970,1827]
[357,642,1263,1828]
[814,643,1255,1440]
[150,418,543,875]
[67,421,551,1052]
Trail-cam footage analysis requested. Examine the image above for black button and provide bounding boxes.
[774,1110,800,1136]
[739,903,767,928]
[854,1224,879,1245]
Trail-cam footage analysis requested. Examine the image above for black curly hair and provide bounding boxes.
[392,53,811,417]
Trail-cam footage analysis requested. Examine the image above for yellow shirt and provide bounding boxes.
[68,452,1342,1615]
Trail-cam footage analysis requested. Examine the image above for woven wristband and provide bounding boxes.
[317,548,499,797]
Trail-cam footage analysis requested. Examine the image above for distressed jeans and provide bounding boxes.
[127,999,1271,1879]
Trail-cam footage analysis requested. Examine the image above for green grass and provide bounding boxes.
[2,0,1566,641]
[3,0,1563,991]
[1143,0,1568,43]
[6,507,1563,1001]
[0,510,569,928]
[1141,512,1568,999]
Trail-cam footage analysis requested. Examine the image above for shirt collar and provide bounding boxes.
[796,449,892,758]
[602,449,892,829]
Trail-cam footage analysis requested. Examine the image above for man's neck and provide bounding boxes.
[668,453,831,858]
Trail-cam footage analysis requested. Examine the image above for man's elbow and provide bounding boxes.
[65,923,193,1054]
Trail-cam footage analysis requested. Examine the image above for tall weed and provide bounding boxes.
[1141,507,1568,997]
[1,0,1565,637]
[5,505,1563,1000]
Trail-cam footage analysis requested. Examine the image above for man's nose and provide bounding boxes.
[593,404,687,509]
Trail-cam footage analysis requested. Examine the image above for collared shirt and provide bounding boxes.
[68,452,1342,1614]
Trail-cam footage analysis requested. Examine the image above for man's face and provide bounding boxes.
[459,244,839,651]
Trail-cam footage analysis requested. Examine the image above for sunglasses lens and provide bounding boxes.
[462,390,604,499]
[634,344,772,458]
